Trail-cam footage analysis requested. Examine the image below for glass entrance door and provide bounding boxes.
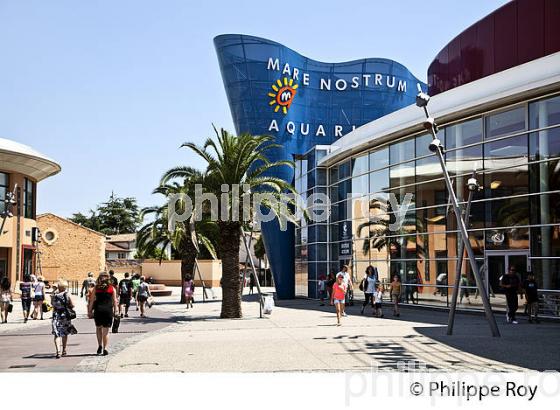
[485,250,530,295]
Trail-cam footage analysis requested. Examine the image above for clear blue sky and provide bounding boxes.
[0,0,508,217]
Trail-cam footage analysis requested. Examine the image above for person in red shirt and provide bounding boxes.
[88,272,118,356]
[330,273,347,326]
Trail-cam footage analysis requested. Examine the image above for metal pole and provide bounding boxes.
[240,229,255,296]
[417,90,500,337]
[194,258,208,302]
[447,175,474,335]
[240,227,264,318]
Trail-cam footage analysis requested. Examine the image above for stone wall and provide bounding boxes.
[37,214,105,282]
[142,259,222,287]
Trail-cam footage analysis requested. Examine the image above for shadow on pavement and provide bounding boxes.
[277,298,560,371]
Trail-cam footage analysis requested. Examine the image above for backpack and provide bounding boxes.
[120,280,129,296]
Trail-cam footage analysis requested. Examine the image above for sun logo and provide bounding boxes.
[268,77,298,114]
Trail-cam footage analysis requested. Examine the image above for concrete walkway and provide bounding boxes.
[103,287,560,372]
[0,293,174,372]
[1,287,558,372]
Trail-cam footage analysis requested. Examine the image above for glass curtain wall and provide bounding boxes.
[321,94,560,315]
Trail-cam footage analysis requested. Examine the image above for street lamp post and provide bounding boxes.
[416,86,500,337]
[447,170,480,335]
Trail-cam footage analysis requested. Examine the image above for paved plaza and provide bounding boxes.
[0,288,558,372]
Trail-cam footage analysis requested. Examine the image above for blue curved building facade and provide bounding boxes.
[214,34,426,298]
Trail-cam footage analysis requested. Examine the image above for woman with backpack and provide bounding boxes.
[88,272,118,356]
[137,276,152,318]
[32,276,46,320]
[51,280,77,358]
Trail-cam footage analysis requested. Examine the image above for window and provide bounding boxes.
[369,148,389,171]
[529,95,560,160]
[24,178,35,219]
[446,118,482,149]
[485,106,526,140]
[0,173,8,215]
[390,139,415,164]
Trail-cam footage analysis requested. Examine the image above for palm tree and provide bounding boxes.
[137,169,217,303]
[357,196,423,258]
[176,127,297,318]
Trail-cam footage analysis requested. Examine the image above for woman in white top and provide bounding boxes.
[360,266,377,315]
[32,276,46,320]
[0,277,12,323]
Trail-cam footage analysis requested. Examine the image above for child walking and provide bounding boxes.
[330,273,347,326]
[374,284,384,318]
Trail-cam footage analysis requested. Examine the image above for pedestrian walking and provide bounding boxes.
[87,272,118,356]
[131,274,141,311]
[500,265,521,324]
[459,274,471,304]
[32,276,46,320]
[109,270,119,288]
[318,274,327,306]
[374,284,384,318]
[80,272,96,301]
[137,276,152,318]
[389,274,402,317]
[19,275,33,322]
[360,266,377,315]
[337,265,352,316]
[183,274,194,309]
[51,280,77,358]
[326,272,336,302]
[118,272,133,318]
[0,277,12,323]
[523,273,540,324]
[330,273,347,326]
[249,274,255,295]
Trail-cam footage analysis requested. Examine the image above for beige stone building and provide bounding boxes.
[36,213,105,282]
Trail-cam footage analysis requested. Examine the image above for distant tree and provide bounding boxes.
[96,193,140,235]
[69,211,102,232]
[69,193,141,235]
[135,246,169,261]
[254,235,265,261]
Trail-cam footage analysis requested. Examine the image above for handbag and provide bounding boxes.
[112,315,120,333]
[42,302,48,313]
[7,303,13,313]
[63,292,77,320]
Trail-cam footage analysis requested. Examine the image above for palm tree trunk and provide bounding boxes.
[218,221,242,318]
[180,238,198,304]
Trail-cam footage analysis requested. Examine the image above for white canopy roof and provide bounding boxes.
[319,51,560,167]
[0,137,61,181]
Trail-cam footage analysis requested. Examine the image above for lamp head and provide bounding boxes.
[428,138,444,154]
[415,83,431,107]
[467,177,481,192]
[5,192,16,205]
[416,91,431,108]
[422,116,439,132]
